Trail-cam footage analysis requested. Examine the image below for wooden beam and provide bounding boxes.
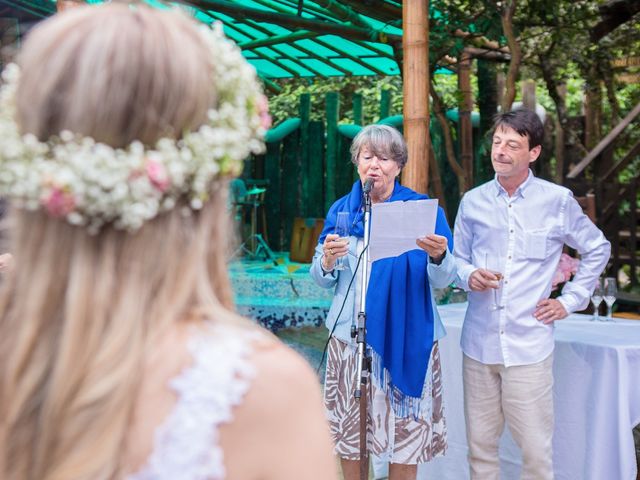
[464,47,511,62]
[402,0,430,194]
[567,101,640,178]
[601,139,640,185]
[186,0,401,44]
[459,49,474,190]
[206,13,303,77]
[453,28,509,54]
[239,30,319,50]
[339,0,401,23]
[311,0,377,30]
[245,41,345,77]
[311,38,390,75]
[240,19,387,76]
[349,39,396,60]
[261,77,282,93]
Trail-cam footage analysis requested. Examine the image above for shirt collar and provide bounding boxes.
[493,169,534,198]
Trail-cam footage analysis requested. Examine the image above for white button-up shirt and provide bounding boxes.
[454,171,611,366]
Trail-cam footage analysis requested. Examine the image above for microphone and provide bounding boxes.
[363,177,374,194]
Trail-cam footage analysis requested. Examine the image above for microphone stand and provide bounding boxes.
[352,188,372,480]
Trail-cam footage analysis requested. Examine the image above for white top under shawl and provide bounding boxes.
[127,324,258,480]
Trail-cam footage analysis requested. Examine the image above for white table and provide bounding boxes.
[418,302,640,480]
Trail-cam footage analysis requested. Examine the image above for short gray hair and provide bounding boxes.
[350,124,408,169]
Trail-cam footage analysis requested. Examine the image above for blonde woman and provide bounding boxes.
[0,5,336,480]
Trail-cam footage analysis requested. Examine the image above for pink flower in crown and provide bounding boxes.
[43,187,76,217]
[551,253,580,289]
[257,94,272,130]
[145,157,170,192]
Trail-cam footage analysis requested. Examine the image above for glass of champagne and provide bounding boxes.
[590,278,603,321]
[484,253,504,311]
[603,277,617,322]
[333,212,350,271]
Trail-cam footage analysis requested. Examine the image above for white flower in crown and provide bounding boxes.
[0,22,267,233]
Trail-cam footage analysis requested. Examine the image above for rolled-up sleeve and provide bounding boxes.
[309,242,338,289]
[428,249,457,288]
[558,194,611,313]
[453,197,477,291]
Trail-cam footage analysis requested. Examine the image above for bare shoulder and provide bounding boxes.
[252,336,321,392]
[234,334,325,428]
[221,334,338,480]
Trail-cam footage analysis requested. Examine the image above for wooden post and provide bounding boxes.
[282,130,301,250]
[584,79,603,151]
[402,0,430,194]
[325,92,340,213]
[353,93,363,125]
[379,89,391,121]
[477,58,498,184]
[264,142,283,250]
[458,49,473,190]
[497,72,506,111]
[307,121,325,217]
[554,83,566,183]
[522,79,536,110]
[299,93,311,217]
[429,143,447,219]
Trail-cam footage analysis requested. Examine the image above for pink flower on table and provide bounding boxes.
[257,95,272,130]
[43,187,76,217]
[145,158,170,192]
[551,253,580,289]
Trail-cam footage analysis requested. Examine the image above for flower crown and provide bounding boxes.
[0,23,268,233]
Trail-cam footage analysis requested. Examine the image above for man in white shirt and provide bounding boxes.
[453,109,611,479]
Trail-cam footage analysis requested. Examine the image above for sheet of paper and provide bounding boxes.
[369,199,438,262]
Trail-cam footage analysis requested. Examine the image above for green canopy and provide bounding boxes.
[5,0,452,80]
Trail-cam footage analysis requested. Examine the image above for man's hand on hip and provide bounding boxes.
[534,298,568,324]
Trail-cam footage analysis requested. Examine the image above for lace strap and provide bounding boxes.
[128,324,258,480]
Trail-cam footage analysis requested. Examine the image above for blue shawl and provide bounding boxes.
[319,180,453,417]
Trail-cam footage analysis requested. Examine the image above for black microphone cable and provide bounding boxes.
[315,244,368,374]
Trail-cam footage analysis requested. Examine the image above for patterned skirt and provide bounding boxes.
[324,336,447,464]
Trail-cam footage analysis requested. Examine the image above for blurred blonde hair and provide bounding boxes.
[0,4,242,480]
[16,2,214,147]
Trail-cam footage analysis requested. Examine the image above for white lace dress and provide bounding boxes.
[128,324,258,480]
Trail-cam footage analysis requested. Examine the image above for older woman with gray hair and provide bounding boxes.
[310,124,457,480]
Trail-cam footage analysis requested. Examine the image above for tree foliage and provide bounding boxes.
[266,0,639,198]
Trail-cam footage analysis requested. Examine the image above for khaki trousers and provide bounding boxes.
[463,353,554,480]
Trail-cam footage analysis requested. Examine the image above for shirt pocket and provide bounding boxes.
[524,228,549,260]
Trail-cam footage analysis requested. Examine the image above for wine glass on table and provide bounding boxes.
[333,212,349,271]
[590,278,603,322]
[484,253,504,311]
[603,277,617,322]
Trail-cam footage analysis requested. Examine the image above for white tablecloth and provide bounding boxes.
[418,302,640,480]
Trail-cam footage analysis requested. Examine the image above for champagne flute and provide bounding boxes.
[333,212,350,271]
[484,253,504,311]
[603,277,617,322]
[590,278,604,322]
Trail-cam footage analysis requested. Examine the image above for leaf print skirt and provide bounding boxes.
[324,337,447,464]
